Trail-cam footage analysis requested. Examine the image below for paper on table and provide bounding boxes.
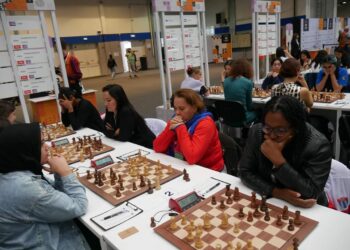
[194,177,229,198]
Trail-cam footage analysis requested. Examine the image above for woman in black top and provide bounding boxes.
[59,87,105,132]
[102,84,155,149]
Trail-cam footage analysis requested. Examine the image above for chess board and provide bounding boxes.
[50,136,114,165]
[78,156,183,206]
[311,91,345,103]
[154,188,318,250]
[252,88,271,99]
[41,123,76,141]
[209,86,224,95]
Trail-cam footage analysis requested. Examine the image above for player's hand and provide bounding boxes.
[105,123,113,131]
[59,99,73,112]
[114,128,120,136]
[297,75,308,88]
[48,155,72,177]
[272,188,317,208]
[260,135,291,166]
[170,116,184,130]
[329,65,336,76]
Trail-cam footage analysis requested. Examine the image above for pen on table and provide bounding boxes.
[203,182,220,195]
[103,210,125,220]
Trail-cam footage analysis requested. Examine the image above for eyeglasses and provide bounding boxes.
[262,125,290,137]
[323,65,333,70]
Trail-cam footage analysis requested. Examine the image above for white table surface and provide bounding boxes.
[50,128,350,250]
[29,89,97,103]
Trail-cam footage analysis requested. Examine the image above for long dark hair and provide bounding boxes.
[312,50,328,68]
[263,96,308,148]
[276,47,286,59]
[0,100,15,120]
[102,84,146,124]
[229,58,253,79]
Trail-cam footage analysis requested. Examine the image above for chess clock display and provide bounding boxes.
[91,155,114,169]
[169,191,202,213]
[51,138,69,147]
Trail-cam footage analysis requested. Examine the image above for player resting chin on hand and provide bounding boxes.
[239,96,332,208]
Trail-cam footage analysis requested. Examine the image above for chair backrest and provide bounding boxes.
[304,72,318,90]
[324,159,350,213]
[145,118,167,136]
[218,132,242,176]
[339,114,350,148]
[214,100,246,127]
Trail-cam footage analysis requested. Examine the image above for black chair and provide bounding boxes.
[218,132,242,176]
[214,100,253,143]
[304,72,318,90]
[339,114,350,167]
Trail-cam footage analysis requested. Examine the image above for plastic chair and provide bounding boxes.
[218,132,242,176]
[214,100,246,128]
[324,159,350,213]
[145,118,167,136]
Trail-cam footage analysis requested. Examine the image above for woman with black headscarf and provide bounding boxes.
[0,123,90,250]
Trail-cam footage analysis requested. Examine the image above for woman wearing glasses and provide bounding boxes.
[239,96,332,208]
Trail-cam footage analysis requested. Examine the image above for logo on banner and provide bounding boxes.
[303,19,309,31]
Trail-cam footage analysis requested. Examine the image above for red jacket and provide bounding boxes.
[153,117,224,171]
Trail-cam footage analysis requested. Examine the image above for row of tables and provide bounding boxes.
[206,93,350,160]
[49,128,350,250]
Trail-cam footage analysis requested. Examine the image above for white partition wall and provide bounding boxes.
[251,0,281,84]
[0,0,64,122]
[152,0,209,109]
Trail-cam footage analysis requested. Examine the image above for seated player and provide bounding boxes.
[153,89,224,172]
[271,58,313,109]
[102,84,155,149]
[59,87,105,132]
[261,58,284,90]
[0,123,90,249]
[220,60,233,84]
[0,100,16,128]
[224,58,257,123]
[239,96,332,208]
[315,55,349,92]
[181,67,209,97]
[300,50,312,71]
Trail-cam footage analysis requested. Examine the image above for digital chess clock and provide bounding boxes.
[51,138,69,147]
[91,155,114,169]
[169,191,202,213]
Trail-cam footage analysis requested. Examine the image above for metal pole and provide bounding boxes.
[154,12,167,108]
[197,12,204,81]
[180,10,188,79]
[161,12,173,98]
[252,11,257,83]
[51,11,69,87]
[202,12,210,87]
[0,12,30,123]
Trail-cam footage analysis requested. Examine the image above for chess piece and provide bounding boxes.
[226,242,233,250]
[181,214,187,225]
[294,211,301,226]
[188,219,195,231]
[139,175,146,187]
[94,174,99,185]
[183,172,190,182]
[150,217,156,227]
[115,186,121,197]
[233,187,240,201]
[233,223,240,234]
[246,239,253,250]
[225,184,231,196]
[196,224,203,236]
[247,211,253,222]
[147,179,153,194]
[250,192,257,208]
[167,165,173,174]
[203,213,211,230]
[264,208,270,221]
[86,170,92,179]
[220,213,229,229]
[170,217,178,231]
[238,207,245,218]
[118,179,125,191]
[260,195,267,212]
[253,207,260,218]
[101,172,106,180]
[79,152,84,162]
[215,244,222,250]
[276,214,283,226]
[194,235,203,249]
[211,196,217,205]
[235,241,242,250]
[219,199,226,209]
[183,169,187,180]
[132,181,137,191]
[110,177,116,186]
[226,193,233,205]
[155,176,161,190]
[282,205,289,220]
[292,238,299,250]
[288,218,295,231]
[186,228,194,242]
[143,165,149,176]
[88,147,93,159]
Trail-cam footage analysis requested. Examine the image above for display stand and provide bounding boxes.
[0,0,65,123]
[252,0,281,84]
[152,0,209,113]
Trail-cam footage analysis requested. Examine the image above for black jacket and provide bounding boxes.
[103,106,155,149]
[239,123,332,206]
[61,98,105,132]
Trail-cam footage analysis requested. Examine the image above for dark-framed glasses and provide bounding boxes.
[262,125,290,137]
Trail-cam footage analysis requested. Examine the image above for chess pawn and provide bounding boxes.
[170,217,178,231]
[98,175,104,187]
[264,208,270,221]
[233,187,240,201]
[188,219,195,231]
[118,179,125,191]
[147,179,154,194]
[288,218,295,231]
[181,214,187,225]
[196,224,203,236]
[139,175,146,187]
[233,223,240,234]
[150,217,156,228]
[101,172,106,181]
[238,207,245,218]
[155,176,161,190]
[219,199,226,209]
[246,239,253,250]
[132,181,137,191]
[276,214,283,226]
[86,170,92,179]
[110,178,116,186]
[235,241,242,250]
[225,184,231,196]
[194,235,203,249]
[226,242,233,250]
[186,228,194,242]
[226,193,233,205]
[282,205,289,220]
[203,213,211,230]
[115,186,121,197]
[211,196,217,205]
[247,211,253,222]
[220,213,229,229]
[253,207,260,218]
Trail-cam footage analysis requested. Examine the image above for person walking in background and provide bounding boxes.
[62,41,83,97]
[107,54,117,79]
[291,33,301,59]
[125,48,137,78]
